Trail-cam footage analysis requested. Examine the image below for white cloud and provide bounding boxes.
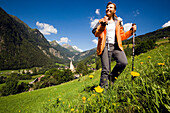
[36,21,57,35]
[72,46,83,52]
[123,23,132,32]
[90,18,99,28]
[162,21,170,28]
[56,37,71,44]
[95,9,100,15]
[133,9,140,16]
[92,39,98,45]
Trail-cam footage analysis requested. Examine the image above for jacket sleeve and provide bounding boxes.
[120,26,133,41]
[92,20,106,37]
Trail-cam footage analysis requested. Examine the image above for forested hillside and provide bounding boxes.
[0,8,75,70]
[124,26,170,45]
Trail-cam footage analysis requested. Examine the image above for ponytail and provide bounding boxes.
[114,13,118,20]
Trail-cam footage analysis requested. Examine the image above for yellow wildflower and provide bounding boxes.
[94,86,104,93]
[89,75,94,79]
[157,63,165,66]
[115,77,117,79]
[112,103,116,106]
[59,98,61,101]
[19,110,21,112]
[147,56,151,59]
[71,108,74,112]
[140,62,144,64]
[131,71,140,77]
[48,99,50,101]
[92,94,96,96]
[63,102,65,104]
[82,96,86,101]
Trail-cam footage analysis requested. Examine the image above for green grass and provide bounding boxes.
[0,83,5,90]
[0,70,100,113]
[31,74,43,79]
[0,43,169,113]
[0,70,19,77]
[156,38,169,45]
[55,63,65,66]
[18,80,33,84]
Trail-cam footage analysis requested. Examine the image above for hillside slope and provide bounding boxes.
[0,42,169,112]
[0,8,73,70]
[124,26,170,44]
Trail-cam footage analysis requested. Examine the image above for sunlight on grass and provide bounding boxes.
[0,43,169,113]
[42,43,170,112]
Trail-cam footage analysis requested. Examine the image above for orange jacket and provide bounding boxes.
[92,18,132,56]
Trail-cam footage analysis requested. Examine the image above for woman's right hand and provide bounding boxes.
[100,16,109,26]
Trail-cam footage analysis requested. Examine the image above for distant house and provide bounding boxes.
[74,74,81,79]
[29,75,45,84]
[29,78,38,84]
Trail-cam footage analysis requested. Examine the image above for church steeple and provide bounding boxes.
[70,60,75,72]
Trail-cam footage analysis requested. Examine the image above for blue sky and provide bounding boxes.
[1,0,170,51]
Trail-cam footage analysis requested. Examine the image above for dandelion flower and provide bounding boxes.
[94,86,104,93]
[112,103,116,106]
[48,99,50,101]
[89,75,94,79]
[131,71,140,77]
[157,63,165,66]
[59,98,61,101]
[71,108,74,111]
[92,94,96,96]
[140,62,144,64]
[115,77,117,79]
[147,56,151,59]
[63,102,65,104]
[82,96,86,101]
[19,110,21,112]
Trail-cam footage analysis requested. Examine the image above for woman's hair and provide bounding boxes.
[106,1,117,19]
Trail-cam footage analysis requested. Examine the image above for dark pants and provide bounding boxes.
[100,43,128,88]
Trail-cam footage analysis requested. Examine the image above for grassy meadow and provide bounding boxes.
[0,43,169,113]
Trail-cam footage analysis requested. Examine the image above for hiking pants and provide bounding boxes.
[100,43,128,88]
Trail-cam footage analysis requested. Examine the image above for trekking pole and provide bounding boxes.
[132,23,136,80]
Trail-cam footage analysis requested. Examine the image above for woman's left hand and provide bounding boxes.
[131,24,137,32]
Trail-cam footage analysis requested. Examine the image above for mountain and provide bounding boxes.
[74,48,96,62]
[0,8,71,70]
[50,41,77,60]
[62,44,82,53]
[123,26,170,44]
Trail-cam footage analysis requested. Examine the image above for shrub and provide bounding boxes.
[0,76,6,84]
[1,77,18,96]
[76,62,88,76]
[17,82,30,93]
[135,39,156,55]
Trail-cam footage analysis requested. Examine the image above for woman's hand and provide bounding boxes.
[131,23,137,33]
[100,16,109,26]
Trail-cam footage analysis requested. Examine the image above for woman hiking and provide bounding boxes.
[92,1,137,89]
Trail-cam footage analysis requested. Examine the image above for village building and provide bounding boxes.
[70,60,75,72]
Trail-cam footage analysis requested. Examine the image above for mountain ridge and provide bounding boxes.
[61,43,82,53]
[0,8,73,70]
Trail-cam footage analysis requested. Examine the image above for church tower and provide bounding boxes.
[70,60,75,72]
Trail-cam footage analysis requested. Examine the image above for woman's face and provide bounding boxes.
[106,4,116,18]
